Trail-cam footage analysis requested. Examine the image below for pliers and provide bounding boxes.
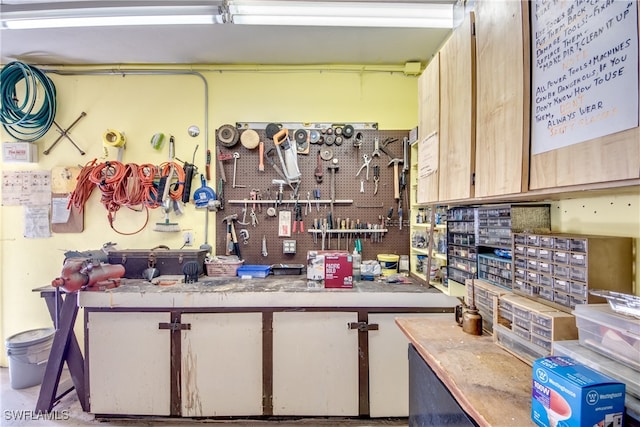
[305,191,312,216]
[356,154,372,181]
[293,202,304,233]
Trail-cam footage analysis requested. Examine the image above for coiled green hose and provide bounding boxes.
[1,61,57,142]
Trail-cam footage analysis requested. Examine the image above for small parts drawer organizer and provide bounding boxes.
[477,204,550,248]
[494,294,578,365]
[474,204,550,291]
[512,233,633,313]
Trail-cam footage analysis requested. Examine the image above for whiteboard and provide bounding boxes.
[531,0,639,155]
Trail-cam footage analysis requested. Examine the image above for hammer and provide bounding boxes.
[388,158,403,200]
[222,214,239,257]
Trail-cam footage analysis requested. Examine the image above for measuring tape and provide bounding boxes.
[103,129,126,148]
[102,129,126,161]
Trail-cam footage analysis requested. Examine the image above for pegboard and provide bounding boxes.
[215,125,411,266]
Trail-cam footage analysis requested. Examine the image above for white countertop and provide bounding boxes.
[78,276,460,309]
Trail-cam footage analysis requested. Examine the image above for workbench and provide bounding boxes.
[78,276,459,419]
[395,317,534,427]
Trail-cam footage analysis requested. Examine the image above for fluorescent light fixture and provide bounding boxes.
[226,1,455,28]
[1,6,223,29]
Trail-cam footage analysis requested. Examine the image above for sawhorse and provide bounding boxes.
[32,286,87,413]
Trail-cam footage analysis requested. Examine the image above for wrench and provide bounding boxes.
[314,150,323,183]
[43,112,87,155]
[232,152,246,188]
[238,202,250,225]
[371,137,381,158]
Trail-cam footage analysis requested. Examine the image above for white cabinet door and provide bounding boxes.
[180,313,263,417]
[272,311,359,416]
[87,311,171,415]
[368,313,451,417]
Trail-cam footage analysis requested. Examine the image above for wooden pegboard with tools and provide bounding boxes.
[215,122,411,265]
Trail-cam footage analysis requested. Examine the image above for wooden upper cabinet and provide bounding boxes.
[439,12,476,201]
[416,53,440,204]
[475,0,529,198]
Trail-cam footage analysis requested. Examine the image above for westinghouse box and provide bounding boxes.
[532,356,625,427]
[306,251,353,288]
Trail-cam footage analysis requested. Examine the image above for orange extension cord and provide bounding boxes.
[67,159,185,235]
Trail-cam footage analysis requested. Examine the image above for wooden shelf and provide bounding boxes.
[410,248,447,262]
[411,247,429,255]
[411,223,447,230]
[433,252,447,261]
[430,279,466,297]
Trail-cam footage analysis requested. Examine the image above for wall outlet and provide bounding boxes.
[183,232,194,246]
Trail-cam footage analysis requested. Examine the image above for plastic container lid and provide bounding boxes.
[5,328,55,349]
[573,304,640,337]
[377,254,399,262]
[238,265,271,272]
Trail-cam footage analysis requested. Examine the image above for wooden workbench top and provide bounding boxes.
[76,277,461,309]
[395,317,534,427]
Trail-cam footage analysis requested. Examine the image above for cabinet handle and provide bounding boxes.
[348,322,379,332]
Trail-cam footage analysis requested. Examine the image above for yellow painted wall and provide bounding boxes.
[0,65,419,366]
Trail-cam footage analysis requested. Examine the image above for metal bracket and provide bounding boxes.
[158,321,191,332]
[348,322,379,332]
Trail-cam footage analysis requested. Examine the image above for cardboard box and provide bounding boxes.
[532,356,625,427]
[2,142,38,163]
[306,251,353,288]
[324,252,353,288]
[306,250,326,281]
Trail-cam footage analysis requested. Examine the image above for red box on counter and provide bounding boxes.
[324,252,353,288]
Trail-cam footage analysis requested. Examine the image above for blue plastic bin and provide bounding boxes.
[237,265,271,278]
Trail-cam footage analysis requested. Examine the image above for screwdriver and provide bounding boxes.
[314,188,321,212]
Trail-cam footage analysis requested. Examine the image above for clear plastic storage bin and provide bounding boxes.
[573,304,640,371]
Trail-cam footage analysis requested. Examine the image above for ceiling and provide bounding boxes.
[0,1,458,67]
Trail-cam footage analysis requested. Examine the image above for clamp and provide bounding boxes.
[355,154,372,181]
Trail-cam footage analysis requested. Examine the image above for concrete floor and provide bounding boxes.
[1,368,408,426]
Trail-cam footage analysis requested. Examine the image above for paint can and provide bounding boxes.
[377,254,399,276]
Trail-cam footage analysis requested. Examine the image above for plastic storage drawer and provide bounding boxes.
[573,304,640,371]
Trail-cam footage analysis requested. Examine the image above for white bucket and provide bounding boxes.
[5,328,55,389]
